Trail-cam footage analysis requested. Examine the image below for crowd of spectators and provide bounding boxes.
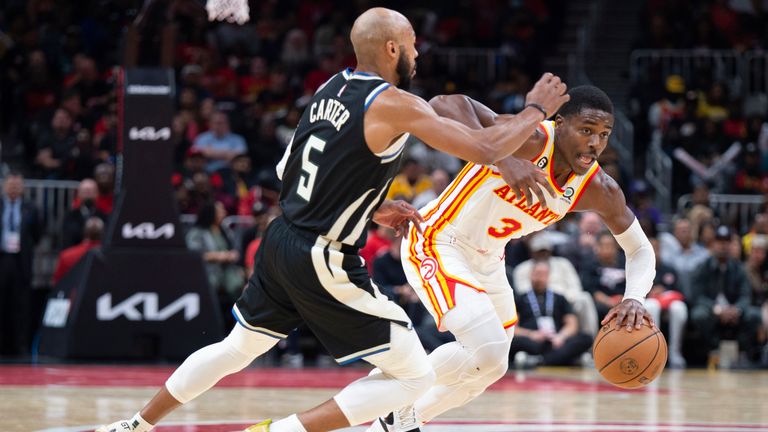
[629,0,768,204]
[1,0,767,370]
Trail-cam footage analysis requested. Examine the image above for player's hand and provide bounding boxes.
[372,199,425,237]
[602,298,655,332]
[496,156,555,207]
[524,73,570,119]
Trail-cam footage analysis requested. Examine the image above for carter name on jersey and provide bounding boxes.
[309,98,350,131]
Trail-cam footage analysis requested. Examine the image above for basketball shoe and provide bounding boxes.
[366,407,420,432]
[95,419,144,432]
[242,419,272,431]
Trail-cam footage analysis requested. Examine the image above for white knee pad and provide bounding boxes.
[165,324,279,403]
[467,336,509,384]
[334,324,434,425]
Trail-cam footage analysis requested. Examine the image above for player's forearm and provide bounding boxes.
[614,218,656,303]
[430,95,544,163]
[469,107,544,163]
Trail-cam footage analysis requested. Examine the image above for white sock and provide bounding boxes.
[129,412,154,432]
[270,414,307,432]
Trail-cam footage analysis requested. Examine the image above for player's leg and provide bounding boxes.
[253,233,434,432]
[97,222,300,432]
[413,285,511,423]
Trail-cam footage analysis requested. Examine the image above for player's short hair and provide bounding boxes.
[558,85,613,118]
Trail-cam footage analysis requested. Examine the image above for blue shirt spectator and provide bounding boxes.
[192,111,247,173]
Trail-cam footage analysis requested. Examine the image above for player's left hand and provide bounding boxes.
[602,298,656,332]
[496,156,555,207]
[373,200,425,237]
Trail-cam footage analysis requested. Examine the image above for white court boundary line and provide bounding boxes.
[37,419,768,432]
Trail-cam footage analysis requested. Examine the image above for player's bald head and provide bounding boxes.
[350,8,414,65]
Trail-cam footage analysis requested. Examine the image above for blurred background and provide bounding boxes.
[0,0,767,371]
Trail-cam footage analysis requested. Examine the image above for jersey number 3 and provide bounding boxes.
[297,135,327,202]
[488,217,522,239]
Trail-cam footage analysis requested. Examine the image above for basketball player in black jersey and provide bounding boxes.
[97,7,568,432]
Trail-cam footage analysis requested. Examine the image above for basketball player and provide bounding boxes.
[96,7,569,432]
[369,86,656,431]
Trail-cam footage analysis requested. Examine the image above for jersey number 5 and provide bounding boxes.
[488,217,522,239]
[297,135,327,202]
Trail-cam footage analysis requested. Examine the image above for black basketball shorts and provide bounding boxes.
[234,216,412,364]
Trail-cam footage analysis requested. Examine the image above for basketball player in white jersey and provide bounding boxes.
[370,86,657,431]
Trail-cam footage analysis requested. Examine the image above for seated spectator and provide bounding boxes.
[690,225,762,364]
[742,213,768,256]
[513,232,599,337]
[644,237,688,368]
[659,217,710,298]
[52,217,103,285]
[733,143,768,195]
[220,154,257,216]
[373,233,427,327]
[186,201,244,302]
[372,233,450,352]
[744,234,768,364]
[510,261,592,367]
[583,231,627,323]
[360,224,391,274]
[191,111,247,173]
[386,158,432,201]
[93,163,115,215]
[559,211,602,271]
[412,169,450,210]
[243,202,280,277]
[62,178,108,248]
[35,108,77,179]
[648,75,685,134]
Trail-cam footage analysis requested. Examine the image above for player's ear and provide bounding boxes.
[554,114,565,128]
[386,40,397,58]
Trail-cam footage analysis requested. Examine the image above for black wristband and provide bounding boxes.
[525,103,548,120]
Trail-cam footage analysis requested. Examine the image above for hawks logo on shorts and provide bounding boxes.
[420,257,437,280]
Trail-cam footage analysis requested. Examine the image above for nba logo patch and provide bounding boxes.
[420,257,437,280]
[536,157,548,169]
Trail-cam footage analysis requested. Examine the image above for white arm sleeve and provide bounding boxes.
[613,218,656,303]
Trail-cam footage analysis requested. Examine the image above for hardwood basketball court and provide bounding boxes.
[2,365,767,431]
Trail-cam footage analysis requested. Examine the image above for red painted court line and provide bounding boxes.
[0,365,665,393]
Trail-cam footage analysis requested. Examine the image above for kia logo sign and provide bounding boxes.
[97,292,200,321]
[129,126,171,141]
[122,222,175,239]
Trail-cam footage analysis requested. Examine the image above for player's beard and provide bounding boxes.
[396,48,414,91]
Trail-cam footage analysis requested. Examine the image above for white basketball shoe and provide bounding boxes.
[366,406,421,432]
[95,419,139,432]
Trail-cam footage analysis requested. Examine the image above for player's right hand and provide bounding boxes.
[496,156,556,207]
[524,73,570,119]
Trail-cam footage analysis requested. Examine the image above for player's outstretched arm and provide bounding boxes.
[364,73,568,164]
[577,170,656,331]
[428,94,556,206]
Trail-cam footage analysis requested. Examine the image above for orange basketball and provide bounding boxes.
[592,318,667,389]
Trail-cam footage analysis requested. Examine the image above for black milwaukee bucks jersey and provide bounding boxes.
[278,68,407,248]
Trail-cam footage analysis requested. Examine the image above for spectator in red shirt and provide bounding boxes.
[52,217,103,285]
[360,224,393,274]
